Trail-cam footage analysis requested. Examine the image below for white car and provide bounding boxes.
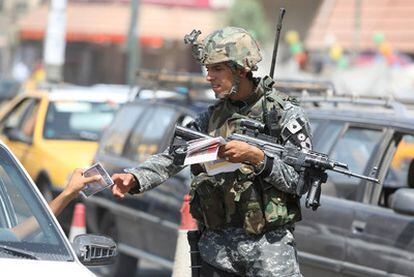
[0,140,116,276]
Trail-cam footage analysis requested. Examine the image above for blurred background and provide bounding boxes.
[1,0,413,97]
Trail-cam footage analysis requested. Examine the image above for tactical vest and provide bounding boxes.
[189,88,302,235]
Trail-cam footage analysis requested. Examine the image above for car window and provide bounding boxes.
[380,134,414,207]
[101,104,145,156]
[323,127,383,201]
[43,101,120,141]
[0,98,34,131]
[0,145,73,261]
[124,106,176,163]
[312,121,343,153]
[308,119,322,135]
[19,100,40,138]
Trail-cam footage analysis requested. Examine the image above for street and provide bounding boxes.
[90,259,171,277]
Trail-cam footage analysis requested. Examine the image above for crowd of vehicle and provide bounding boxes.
[0,74,413,276]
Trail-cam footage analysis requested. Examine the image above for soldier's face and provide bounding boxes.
[205,62,234,97]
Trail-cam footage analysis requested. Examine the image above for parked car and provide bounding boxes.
[0,139,117,276]
[87,82,414,277]
[84,96,212,276]
[296,97,414,277]
[0,85,129,198]
[0,84,130,231]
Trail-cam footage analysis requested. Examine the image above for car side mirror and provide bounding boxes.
[3,126,33,144]
[72,234,117,266]
[391,188,414,215]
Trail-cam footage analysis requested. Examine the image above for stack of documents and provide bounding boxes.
[184,137,226,165]
[183,137,241,175]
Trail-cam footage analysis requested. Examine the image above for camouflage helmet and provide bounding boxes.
[185,27,262,71]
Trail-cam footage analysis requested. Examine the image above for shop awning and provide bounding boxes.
[18,3,222,47]
[305,0,414,53]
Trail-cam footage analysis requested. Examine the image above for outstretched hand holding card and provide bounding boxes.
[81,163,114,197]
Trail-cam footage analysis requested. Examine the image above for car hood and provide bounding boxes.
[0,259,94,276]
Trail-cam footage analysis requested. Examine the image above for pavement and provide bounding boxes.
[89,259,171,277]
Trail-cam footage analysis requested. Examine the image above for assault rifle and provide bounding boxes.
[169,119,380,211]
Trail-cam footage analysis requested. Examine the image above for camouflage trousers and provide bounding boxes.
[198,227,302,277]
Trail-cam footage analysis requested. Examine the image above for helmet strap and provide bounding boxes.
[217,62,240,99]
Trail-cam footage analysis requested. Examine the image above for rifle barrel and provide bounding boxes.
[332,167,380,183]
[175,125,211,140]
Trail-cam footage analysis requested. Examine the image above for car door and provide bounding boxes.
[0,98,40,162]
[95,102,148,174]
[123,103,191,207]
[120,104,189,259]
[344,131,414,276]
[296,120,349,277]
[297,121,387,277]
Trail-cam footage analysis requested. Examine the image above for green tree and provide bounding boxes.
[227,0,271,45]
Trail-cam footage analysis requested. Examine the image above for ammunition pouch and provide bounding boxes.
[189,172,301,235]
[261,182,301,229]
[189,173,226,229]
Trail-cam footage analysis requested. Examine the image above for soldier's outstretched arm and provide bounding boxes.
[111,150,186,196]
[111,109,212,197]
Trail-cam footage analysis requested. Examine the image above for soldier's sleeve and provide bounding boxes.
[126,108,212,194]
[259,102,313,196]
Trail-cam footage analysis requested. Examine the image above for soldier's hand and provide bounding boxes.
[218,140,264,164]
[111,173,137,199]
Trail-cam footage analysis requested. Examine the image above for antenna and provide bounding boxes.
[269,8,286,79]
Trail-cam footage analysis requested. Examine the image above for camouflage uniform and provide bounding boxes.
[126,27,312,276]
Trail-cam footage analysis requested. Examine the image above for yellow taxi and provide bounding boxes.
[0,85,129,200]
[391,137,414,169]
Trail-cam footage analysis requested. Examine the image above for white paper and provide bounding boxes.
[183,137,226,165]
[204,159,241,175]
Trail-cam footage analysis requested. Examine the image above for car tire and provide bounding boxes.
[99,212,138,277]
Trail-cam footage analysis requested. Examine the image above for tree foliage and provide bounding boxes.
[227,0,272,45]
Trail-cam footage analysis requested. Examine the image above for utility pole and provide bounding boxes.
[126,0,140,88]
[44,0,67,83]
[352,0,361,59]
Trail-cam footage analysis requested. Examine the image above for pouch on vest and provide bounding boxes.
[236,180,266,235]
[262,185,298,229]
[189,173,226,229]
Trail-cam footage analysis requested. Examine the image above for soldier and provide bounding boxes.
[111,26,312,276]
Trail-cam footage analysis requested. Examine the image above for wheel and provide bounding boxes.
[98,212,138,277]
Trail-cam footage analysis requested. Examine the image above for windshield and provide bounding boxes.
[0,145,73,261]
[43,101,120,141]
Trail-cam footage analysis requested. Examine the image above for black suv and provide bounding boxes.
[296,96,414,277]
[84,86,213,275]
[86,79,414,276]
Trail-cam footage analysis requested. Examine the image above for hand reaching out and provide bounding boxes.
[64,168,102,200]
[111,173,137,199]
